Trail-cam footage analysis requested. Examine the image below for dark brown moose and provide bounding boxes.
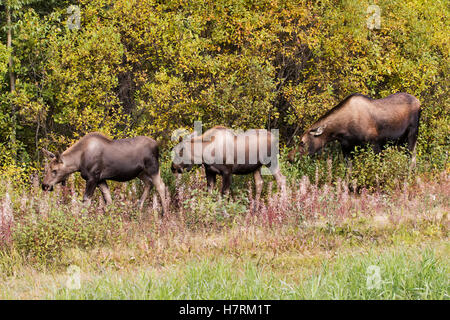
[171,126,286,205]
[42,132,168,215]
[288,93,421,164]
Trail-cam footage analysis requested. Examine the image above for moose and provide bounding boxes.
[41,132,168,215]
[288,93,421,164]
[171,126,286,205]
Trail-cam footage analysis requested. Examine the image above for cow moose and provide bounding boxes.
[171,126,286,205]
[288,93,421,165]
[41,132,168,215]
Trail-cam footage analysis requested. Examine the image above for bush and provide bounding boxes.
[13,207,124,264]
[349,146,412,192]
[182,189,248,230]
[416,118,449,174]
[284,143,416,193]
[1,0,448,164]
[281,142,347,186]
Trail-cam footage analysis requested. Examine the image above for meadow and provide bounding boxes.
[0,148,448,299]
[0,0,448,300]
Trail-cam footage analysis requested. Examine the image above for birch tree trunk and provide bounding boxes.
[6,4,17,159]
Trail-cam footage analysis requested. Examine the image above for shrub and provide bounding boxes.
[182,189,248,230]
[281,143,347,186]
[416,117,449,174]
[284,143,416,193]
[13,207,124,264]
[350,146,412,192]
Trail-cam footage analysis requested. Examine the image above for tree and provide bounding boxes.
[0,0,71,161]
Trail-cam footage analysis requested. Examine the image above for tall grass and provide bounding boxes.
[53,246,449,300]
[0,152,448,299]
[0,165,448,265]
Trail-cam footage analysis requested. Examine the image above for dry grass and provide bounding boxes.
[0,168,448,299]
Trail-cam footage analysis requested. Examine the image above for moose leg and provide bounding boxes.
[206,170,217,193]
[253,168,263,211]
[270,167,286,192]
[138,173,152,210]
[406,126,419,168]
[150,170,168,216]
[221,173,232,196]
[82,179,98,205]
[341,144,353,161]
[370,141,382,154]
[341,145,354,172]
[98,181,112,206]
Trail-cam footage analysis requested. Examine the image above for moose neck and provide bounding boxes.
[314,115,341,143]
[61,149,81,174]
[188,140,205,164]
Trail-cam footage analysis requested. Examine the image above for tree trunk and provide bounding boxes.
[6,5,17,159]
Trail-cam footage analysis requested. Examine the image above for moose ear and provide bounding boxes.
[42,148,55,159]
[192,130,200,137]
[309,125,326,136]
[54,152,62,163]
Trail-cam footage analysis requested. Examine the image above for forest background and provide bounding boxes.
[0,0,447,177]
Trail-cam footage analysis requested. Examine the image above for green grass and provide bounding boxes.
[53,244,449,300]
